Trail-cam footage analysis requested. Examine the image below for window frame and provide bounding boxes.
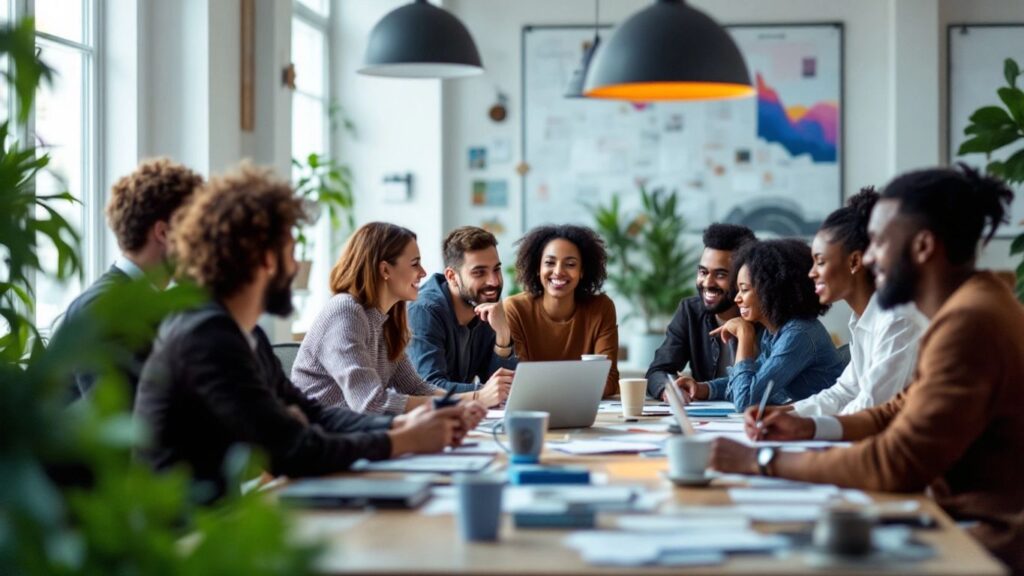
[291,0,332,164]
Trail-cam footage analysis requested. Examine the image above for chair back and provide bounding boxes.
[271,342,302,377]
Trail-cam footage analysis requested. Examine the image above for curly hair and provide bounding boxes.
[732,238,828,328]
[514,224,608,301]
[106,157,203,252]
[443,226,498,269]
[702,223,757,252]
[171,163,307,300]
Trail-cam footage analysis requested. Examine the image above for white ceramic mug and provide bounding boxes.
[666,436,711,479]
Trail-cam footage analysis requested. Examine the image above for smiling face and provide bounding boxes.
[451,246,503,306]
[808,230,860,306]
[382,239,427,302]
[696,247,736,314]
[864,199,919,310]
[540,238,582,301]
[734,265,765,325]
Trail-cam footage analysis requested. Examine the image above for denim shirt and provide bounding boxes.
[707,317,845,410]
[407,273,518,392]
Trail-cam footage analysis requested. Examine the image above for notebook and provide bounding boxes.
[278,478,432,509]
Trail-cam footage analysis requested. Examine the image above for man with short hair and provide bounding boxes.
[407,226,516,407]
[135,164,481,503]
[61,157,203,400]
[710,165,1024,572]
[645,223,757,401]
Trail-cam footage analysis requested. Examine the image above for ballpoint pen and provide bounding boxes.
[753,379,775,441]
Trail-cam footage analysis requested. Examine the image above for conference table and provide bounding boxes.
[285,405,1007,576]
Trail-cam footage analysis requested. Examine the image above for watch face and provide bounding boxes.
[758,447,775,466]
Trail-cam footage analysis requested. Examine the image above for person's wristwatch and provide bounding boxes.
[757,446,777,476]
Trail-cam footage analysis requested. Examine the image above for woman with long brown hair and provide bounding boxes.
[293,222,480,414]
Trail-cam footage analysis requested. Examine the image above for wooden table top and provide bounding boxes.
[287,409,1007,576]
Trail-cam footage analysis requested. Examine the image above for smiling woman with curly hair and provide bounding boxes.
[679,238,845,410]
[505,224,619,397]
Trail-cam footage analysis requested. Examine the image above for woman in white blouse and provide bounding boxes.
[788,187,928,435]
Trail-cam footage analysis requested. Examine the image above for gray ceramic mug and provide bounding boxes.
[492,410,549,464]
[813,508,875,556]
[454,473,504,542]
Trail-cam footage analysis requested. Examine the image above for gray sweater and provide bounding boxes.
[292,293,438,414]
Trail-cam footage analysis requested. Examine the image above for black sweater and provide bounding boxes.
[135,303,393,502]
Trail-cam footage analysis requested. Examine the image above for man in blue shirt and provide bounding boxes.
[408,227,516,407]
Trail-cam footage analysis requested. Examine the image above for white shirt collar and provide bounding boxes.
[113,255,146,280]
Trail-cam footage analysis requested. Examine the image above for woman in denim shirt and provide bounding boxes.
[679,239,845,410]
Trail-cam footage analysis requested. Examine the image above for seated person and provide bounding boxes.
[407,226,516,407]
[710,164,1024,573]
[646,223,758,401]
[60,158,202,402]
[135,165,481,503]
[504,224,619,398]
[680,239,845,409]
[791,187,928,421]
[293,222,484,414]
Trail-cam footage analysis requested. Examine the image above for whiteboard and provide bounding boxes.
[522,24,844,237]
[948,24,1024,238]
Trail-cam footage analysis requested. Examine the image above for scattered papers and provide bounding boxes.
[597,434,670,444]
[352,454,494,474]
[446,440,501,456]
[614,514,750,532]
[291,513,369,543]
[485,409,505,419]
[420,485,640,516]
[564,530,789,563]
[549,440,662,455]
[728,487,836,504]
[695,421,746,433]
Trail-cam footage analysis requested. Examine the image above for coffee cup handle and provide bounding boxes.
[491,422,511,454]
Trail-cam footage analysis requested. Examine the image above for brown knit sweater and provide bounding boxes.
[504,292,620,397]
[777,272,1024,572]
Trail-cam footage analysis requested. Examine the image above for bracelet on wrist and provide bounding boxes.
[494,340,513,350]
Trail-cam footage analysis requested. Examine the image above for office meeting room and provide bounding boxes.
[5,0,1024,574]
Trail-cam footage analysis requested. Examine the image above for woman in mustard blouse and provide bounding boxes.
[504,224,619,397]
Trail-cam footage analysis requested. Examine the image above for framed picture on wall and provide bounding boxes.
[521,23,844,237]
[948,23,1024,238]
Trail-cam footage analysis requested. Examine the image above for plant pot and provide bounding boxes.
[630,331,665,371]
[292,260,313,291]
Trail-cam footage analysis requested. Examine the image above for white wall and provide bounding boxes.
[332,0,446,276]
[437,0,1023,348]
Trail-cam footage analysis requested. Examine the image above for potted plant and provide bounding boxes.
[957,57,1024,300]
[590,185,700,368]
[290,151,355,290]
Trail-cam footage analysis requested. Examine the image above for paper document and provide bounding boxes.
[597,434,670,444]
[549,440,662,455]
[352,454,494,474]
[485,409,505,419]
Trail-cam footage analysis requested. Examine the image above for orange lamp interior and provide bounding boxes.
[585,81,755,101]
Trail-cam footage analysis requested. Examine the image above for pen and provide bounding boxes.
[753,379,775,441]
[434,386,459,409]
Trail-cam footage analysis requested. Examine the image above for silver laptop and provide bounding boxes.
[503,360,611,429]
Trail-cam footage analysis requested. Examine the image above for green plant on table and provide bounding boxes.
[957,57,1024,300]
[590,185,700,333]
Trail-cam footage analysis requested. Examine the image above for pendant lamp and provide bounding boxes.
[565,0,602,98]
[584,0,754,101]
[359,0,483,79]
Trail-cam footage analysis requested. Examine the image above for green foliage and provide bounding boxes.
[590,186,700,333]
[0,18,54,123]
[1,17,321,576]
[957,57,1024,301]
[291,152,355,261]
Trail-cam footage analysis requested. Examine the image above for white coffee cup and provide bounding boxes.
[619,378,647,417]
[580,354,607,361]
[666,436,711,479]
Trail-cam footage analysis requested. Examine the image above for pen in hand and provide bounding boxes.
[753,379,775,441]
[433,385,459,409]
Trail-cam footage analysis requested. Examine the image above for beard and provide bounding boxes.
[875,244,918,310]
[696,281,737,315]
[457,274,502,307]
[264,252,297,317]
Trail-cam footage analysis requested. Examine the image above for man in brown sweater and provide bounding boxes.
[709,164,1024,572]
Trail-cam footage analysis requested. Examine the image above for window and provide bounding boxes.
[2,0,99,331]
[291,0,332,334]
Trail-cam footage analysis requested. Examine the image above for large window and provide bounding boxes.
[2,0,99,330]
[291,0,332,333]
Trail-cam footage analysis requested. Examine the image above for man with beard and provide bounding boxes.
[135,164,480,503]
[407,227,516,408]
[646,223,757,401]
[709,165,1024,573]
[59,158,203,402]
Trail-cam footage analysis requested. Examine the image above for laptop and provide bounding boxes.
[277,478,432,509]
[664,379,697,435]
[503,360,611,429]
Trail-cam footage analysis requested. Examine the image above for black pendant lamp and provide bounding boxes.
[359,0,483,79]
[565,0,602,98]
[584,0,754,101]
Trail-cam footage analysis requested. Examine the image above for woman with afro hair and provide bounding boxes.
[679,238,845,410]
[504,224,619,398]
